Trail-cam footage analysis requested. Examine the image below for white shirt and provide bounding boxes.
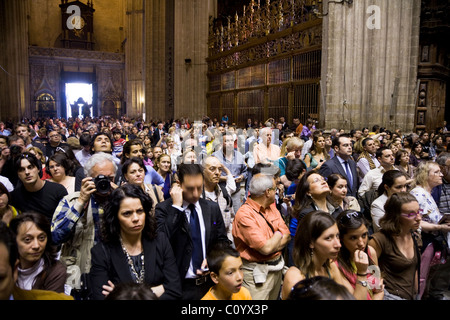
[172,200,206,278]
[371,193,388,233]
[356,155,380,182]
[358,166,397,197]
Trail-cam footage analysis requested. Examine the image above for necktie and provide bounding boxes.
[188,203,203,272]
[344,161,353,190]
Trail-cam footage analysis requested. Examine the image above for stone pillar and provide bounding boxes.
[173,0,216,121]
[321,0,421,133]
[0,0,30,121]
[125,0,145,120]
[144,0,168,122]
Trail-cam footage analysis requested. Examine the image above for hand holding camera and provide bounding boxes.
[79,175,115,204]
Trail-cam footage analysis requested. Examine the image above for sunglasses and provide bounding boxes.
[339,211,363,224]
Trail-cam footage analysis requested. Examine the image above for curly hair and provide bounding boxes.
[101,184,156,244]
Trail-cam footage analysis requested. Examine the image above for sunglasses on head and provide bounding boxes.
[339,211,363,224]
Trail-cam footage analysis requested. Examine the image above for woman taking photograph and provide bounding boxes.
[9,212,67,293]
[121,157,164,215]
[369,192,422,300]
[89,184,181,300]
[371,170,408,232]
[335,210,384,300]
[327,173,360,212]
[282,210,362,299]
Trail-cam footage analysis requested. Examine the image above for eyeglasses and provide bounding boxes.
[401,211,422,219]
[339,210,363,223]
[56,147,66,153]
[311,176,327,184]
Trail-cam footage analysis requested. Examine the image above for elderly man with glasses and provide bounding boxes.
[45,130,69,159]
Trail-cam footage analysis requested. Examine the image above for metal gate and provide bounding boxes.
[207,0,323,127]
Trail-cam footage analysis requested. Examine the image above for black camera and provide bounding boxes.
[94,175,111,195]
[9,145,23,157]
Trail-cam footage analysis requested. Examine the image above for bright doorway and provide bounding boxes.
[65,83,93,119]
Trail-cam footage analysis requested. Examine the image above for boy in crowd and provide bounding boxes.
[201,242,252,300]
[112,128,126,160]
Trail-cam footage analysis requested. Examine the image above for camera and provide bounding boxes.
[9,145,23,157]
[94,175,112,195]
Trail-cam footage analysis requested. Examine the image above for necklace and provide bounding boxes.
[119,237,145,284]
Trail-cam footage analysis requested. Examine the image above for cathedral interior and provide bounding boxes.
[0,0,448,132]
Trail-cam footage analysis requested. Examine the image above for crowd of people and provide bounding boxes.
[0,114,449,301]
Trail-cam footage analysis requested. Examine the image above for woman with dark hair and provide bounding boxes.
[371,170,408,232]
[303,135,329,172]
[410,142,423,167]
[369,192,422,300]
[46,152,76,194]
[9,212,67,293]
[287,171,337,266]
[327,173,360,212]
[121,157,164,215]
[89,184,181,300]
[282,210,349,299]
[335,210,384,300]
[0,182,18,225]
[395,148,415,180]
[402,135,414,155]
[288,276,355,300]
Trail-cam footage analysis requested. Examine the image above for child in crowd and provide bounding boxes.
[143,146,154,167]
[201,241,252,300]
[112,129,126,159]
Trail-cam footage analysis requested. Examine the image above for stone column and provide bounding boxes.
[321,0,421,132]
[173,0,216,121]
[143,0,168,122]
[125,0,145,120]
[0,0,30,121]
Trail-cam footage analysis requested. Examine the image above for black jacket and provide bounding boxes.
[89,232,181,300]
[155,198,229,280]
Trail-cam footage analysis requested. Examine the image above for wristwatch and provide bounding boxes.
[357,280,368,287]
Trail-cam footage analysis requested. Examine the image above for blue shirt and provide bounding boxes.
[212,149,248,191]
[144,165,164,187]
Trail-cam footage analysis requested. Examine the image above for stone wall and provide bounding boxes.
[321,0,421,133]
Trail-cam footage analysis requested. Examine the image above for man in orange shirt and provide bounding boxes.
[232,173,290,300]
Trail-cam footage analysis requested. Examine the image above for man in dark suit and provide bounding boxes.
[151,122,165,147]
[155,163,229,300]
[319,134,359,197]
